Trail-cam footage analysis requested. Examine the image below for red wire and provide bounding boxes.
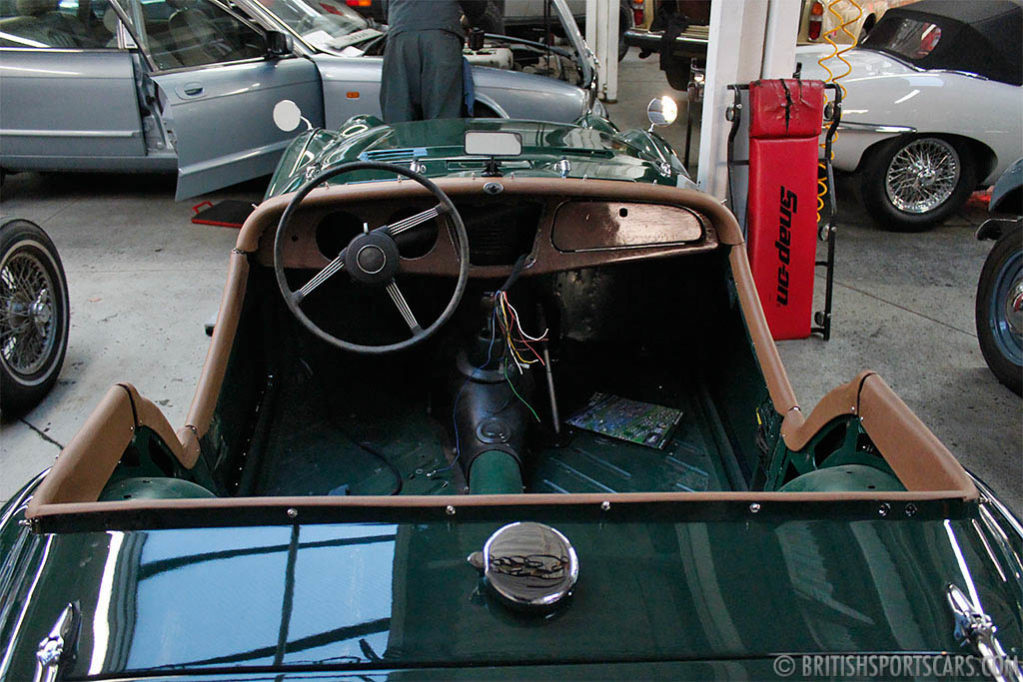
[499,293,545,365]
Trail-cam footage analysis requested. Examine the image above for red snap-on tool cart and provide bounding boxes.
[726,79,842,340]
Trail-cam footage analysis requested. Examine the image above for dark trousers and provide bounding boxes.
[380,29,463,123]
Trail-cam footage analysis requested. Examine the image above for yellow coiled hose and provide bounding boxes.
[816,0,862,223]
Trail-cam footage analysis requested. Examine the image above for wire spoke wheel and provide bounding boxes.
[0,219,69,414]
[1,249,57,375]
[885,138,960,214]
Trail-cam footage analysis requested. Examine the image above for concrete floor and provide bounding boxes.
[1,50,1020,511]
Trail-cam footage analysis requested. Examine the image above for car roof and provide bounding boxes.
[864,0,1022,85]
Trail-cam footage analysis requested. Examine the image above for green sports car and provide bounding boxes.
[2,110,1020,681]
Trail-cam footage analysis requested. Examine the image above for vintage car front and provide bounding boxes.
[2,111,1022,680]
[263,109,689,198]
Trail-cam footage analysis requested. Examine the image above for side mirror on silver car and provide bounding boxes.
[266,30,293,58]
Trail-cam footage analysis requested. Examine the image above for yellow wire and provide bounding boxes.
[498,294,532,367]
[816,0,863,223]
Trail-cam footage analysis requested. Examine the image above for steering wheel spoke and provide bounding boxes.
[294,250,346,304]
[384,203,446,238]
[385,280,423,335]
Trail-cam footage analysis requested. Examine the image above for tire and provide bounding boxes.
[664,56,690,91]
[860,135,977,232]
[0,219,70,415]
[976,227,1022,395]
[480,0,504,36]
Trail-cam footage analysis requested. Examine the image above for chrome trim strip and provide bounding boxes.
[0,129,140,138]
[624,28,708,46]
[837,121,916,134]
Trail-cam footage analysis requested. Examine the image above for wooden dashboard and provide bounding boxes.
[255,195,720,278]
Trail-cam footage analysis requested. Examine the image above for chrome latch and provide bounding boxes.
[34,602,80,682]
[947,584,1022,682]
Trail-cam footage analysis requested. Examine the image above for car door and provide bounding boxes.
[112,0,324,198]
[0,0,147,168]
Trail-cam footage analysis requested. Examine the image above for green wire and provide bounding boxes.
[504,362,541,423]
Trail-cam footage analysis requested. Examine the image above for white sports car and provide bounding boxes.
[798,0,1022,231]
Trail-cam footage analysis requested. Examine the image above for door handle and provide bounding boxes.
[179,82,204,98]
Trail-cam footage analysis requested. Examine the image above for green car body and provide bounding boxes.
[263,115,690,198]
[2,114,1021,681]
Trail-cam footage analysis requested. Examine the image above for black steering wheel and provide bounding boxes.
[273,161,470,354]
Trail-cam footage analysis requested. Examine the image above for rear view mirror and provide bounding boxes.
[266,30,293,58]
[464,131,523,157]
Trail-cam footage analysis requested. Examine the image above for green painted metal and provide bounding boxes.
[468,450,522,495]
[264,116,691,199]
[1,508,1020,680]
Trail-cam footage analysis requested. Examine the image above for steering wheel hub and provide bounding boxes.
[346,232,399,285]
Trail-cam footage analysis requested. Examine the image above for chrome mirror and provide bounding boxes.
[464,130,523,157]
[272,99,309,133]
[646,96,678,131]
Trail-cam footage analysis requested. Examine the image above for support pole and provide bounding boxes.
[698,0,802,213]
[585,0,619,102]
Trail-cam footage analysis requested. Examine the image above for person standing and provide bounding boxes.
[379,0,485,123]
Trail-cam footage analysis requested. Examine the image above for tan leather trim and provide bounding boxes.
[28,488,971,521]
[23,178,978,523]
[857,374,977,498]
[780,371,976,497]
[25,384,194,516]
[177,426,201,467]
[235,177,745,253]
[26,386,133,517]
[184,252,248,438]
[728,245,799,413]
[781,370,874,451]
[118,382,192,467]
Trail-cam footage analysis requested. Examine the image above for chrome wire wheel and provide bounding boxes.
[1,243,57,377]
[884,138,960,214]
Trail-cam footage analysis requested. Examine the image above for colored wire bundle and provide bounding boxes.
[494,291,547,422]
[495,291,549,374]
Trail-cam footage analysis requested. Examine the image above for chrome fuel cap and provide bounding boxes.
[468,522,579,611]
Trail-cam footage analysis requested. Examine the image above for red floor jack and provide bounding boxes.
[726,78,842,340]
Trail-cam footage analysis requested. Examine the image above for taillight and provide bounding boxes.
[808,1,823,40]
[345,0,371,6]
[632,0,644,26]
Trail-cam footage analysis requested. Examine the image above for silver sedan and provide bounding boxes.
[0,0,598,198]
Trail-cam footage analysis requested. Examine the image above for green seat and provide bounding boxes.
[779,464,905,493]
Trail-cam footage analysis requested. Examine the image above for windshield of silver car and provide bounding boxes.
[257,0,374,51]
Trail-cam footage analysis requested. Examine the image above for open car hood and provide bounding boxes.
[3,510,1019,679]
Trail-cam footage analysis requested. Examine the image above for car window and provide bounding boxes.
[0,0,118,47]
[254,0,369,50]
[118,0,264,70]
[861,16,943,60]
